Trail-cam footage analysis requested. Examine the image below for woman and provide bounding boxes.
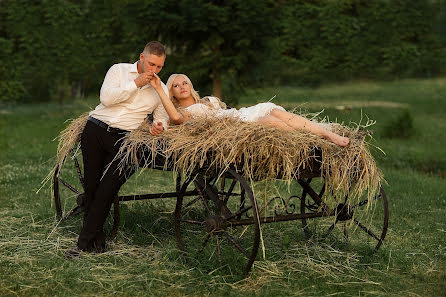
[150,73,349,147]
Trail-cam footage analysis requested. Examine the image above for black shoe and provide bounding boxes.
[94,231,106,253]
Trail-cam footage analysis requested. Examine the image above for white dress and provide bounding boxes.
[185,97,286,122]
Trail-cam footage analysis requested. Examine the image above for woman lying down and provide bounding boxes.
[149,73,349,147]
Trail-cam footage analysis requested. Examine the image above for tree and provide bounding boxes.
[138,0,277,104]
[1,0,90,102]
[277,0,444,84]
[1,0,445,103]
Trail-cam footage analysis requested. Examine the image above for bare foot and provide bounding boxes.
[329,134,350,147]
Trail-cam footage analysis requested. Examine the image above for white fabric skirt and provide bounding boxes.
[188,102,286,123]
[236,102,286,122]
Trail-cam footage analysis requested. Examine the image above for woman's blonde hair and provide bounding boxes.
[166,74,201,108]
[166,73,227,110]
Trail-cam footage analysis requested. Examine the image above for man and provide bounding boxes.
[71,41,169,255]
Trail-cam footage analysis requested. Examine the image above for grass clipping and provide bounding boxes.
[55,113,382,204]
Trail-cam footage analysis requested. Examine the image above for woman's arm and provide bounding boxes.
[150,73,190,124]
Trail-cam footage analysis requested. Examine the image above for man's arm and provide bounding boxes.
[100,64,138,107]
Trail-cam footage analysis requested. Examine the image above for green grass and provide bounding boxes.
[1,78,445,296]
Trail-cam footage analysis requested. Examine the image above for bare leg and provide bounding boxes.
[258,109,350,147]
[257,114,294,131]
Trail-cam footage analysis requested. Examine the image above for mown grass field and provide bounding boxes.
[0,78,445,296]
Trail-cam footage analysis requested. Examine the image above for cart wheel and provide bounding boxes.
[300,178,389,251]
[175,168,261,276]
[53,150,120,239]
[53,150,86,221]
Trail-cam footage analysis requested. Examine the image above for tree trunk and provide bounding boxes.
[71,80,84,98]
[212,65,222,99]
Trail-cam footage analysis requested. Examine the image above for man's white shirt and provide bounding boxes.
[90,62,169,131]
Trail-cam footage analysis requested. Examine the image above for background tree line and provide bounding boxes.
[1,0,445,105]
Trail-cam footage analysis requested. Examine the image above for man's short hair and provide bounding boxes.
[143,41,166,57]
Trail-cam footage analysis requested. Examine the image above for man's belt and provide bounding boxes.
[88,116,129,134]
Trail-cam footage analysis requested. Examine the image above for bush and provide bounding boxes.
[382,110,415,139]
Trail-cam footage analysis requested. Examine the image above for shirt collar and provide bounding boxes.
[131,61,139,73]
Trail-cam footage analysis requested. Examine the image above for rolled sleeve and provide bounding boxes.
[100,64,138,106]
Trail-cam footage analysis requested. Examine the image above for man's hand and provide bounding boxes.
[134,71,155,88]
[149,121,164,136]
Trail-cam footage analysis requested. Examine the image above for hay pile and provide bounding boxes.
[54,113,383,204]
[54,112,89,174]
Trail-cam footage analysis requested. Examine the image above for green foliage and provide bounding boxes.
[139,0,277,105]
[0,0,146,103]
[1,0,89,102]
[382,109,415,139]
[0,26,28,102]
[0,0,445,103]
[277,0,446,85]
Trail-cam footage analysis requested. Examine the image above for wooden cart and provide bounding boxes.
[53,147,389,275]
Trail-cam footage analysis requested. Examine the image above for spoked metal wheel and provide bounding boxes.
[300,178,389,251]
[174,168,261,275]
[53,150,85,221]
[53,149,120,238]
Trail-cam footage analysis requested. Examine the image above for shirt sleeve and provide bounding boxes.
[100,64,138,106]
[152,83,170,130]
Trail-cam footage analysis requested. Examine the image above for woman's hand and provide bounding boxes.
[149,73,162,90]
[134,71,155,88]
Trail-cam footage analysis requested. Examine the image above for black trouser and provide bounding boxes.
[77,119,133,251]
